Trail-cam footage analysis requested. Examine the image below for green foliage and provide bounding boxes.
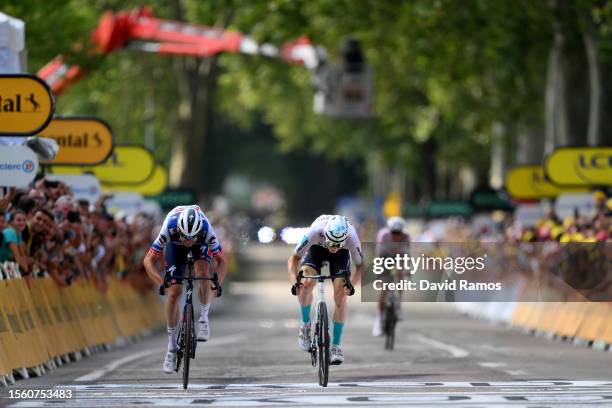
[11,0,609,199]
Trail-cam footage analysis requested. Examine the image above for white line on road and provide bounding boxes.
[75,333,247,382]
[505,370,529,376]
[75,348,164,382]
[410,333,469,358]
[478,362,507,368]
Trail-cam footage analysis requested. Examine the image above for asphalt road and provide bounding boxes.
[2,243,612,407]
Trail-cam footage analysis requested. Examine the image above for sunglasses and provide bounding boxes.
[326,240,344,249]
[180,234,197,242]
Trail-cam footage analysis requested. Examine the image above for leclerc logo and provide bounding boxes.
[22,160,35,173]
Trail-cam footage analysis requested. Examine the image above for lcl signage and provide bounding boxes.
[545,147,612,186]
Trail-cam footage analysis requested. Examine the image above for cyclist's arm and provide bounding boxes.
[143,249,164,287]
[288,252,301,284]
[212,252,228,284]
[288,230,315,284]
[347,226,365,286]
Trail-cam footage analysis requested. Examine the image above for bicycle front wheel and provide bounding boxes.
[183,303,194,389]
[317,302,330,387]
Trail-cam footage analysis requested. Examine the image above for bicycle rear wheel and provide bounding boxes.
[317,302,330,387]
[183,303,194,389]
[384,303,397,350]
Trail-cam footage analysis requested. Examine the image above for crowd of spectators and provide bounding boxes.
[0,176,156,292]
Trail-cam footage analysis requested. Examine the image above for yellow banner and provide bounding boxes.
[39,117,114,165]
[545,147,612,186]
[102,165,168,196]
[505,165,586,199]
[50,145,155,184]
[0,74,54,135]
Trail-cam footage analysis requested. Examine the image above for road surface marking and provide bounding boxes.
[74,348,164,382]
[74,333,247,382]
[10,381,612,407]
[478,362,507,368]
[410,333,469,358]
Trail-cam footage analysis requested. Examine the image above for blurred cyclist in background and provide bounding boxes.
[143,205,227,373]
[372,216,410,336]
[288,214,364,365]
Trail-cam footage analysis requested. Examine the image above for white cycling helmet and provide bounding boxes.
[387,216,406,233]
[324,215,349,246]
[178,206,203,238]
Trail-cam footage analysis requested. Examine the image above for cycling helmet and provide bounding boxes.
[324,215,349,246]
[178,206,203,238]
[387,216,406,233]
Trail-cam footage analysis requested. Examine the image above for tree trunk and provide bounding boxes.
[168,1,230,202]
[545,0,571,152]
[583,18,601,146]
[420,137,437,201]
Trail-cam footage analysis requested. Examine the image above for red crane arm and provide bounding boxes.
[37,7,321,97]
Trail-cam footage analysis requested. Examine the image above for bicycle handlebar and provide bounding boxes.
[158,273,222,297]
[291,270,355,296]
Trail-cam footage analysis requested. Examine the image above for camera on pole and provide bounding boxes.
[313,37,374,118]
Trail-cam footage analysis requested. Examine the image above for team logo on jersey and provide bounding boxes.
[356,247,364,260]
[296,236,309,251]
[159,235,168,244]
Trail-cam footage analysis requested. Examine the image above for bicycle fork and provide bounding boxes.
[311,279,327,354]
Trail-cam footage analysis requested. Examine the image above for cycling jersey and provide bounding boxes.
[149,205,222,257]
[376,227,410,257]
[294,214,364,266]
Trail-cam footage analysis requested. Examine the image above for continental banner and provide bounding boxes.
[545,146,612,186]
[505,165,586,199]
[51,145,155,185]
[102,164,168,196]
[0,74,55,136]
[39,117,114,165]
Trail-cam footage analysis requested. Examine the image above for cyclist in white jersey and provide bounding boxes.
[288,214,364,365]
[143,205,227,373]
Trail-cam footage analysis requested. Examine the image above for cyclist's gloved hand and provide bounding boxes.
[158,284,166,296]
[291,282,302,296]
[214,284,223,297]
[345,282,355,296]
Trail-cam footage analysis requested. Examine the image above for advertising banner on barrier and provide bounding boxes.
[554,192,598,220]
[515,203,546,227]
[47,174,101,202]
[545,146,612,186]
[0,145,38,187]
[101,164,168,196]
[0,74,54,135]
[505,165,585,199]
[38,117,114,165]
[50,145,155,184]
[105,192,145,215]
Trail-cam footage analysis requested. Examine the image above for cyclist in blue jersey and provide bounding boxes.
[143,205,227,373]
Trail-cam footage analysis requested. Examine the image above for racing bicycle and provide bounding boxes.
[293,270,354,387]
[159,251,221,390]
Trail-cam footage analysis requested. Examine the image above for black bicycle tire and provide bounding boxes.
[176,324,183,372]
[183,303,193,389]
[384,304,397,350]
[317,302,329,387]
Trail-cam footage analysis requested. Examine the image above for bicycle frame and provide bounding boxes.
[158,251,221,389]
[295,270,353,387]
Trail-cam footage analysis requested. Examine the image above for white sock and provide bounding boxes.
[167,326,177,352]
[200,303,211,322]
